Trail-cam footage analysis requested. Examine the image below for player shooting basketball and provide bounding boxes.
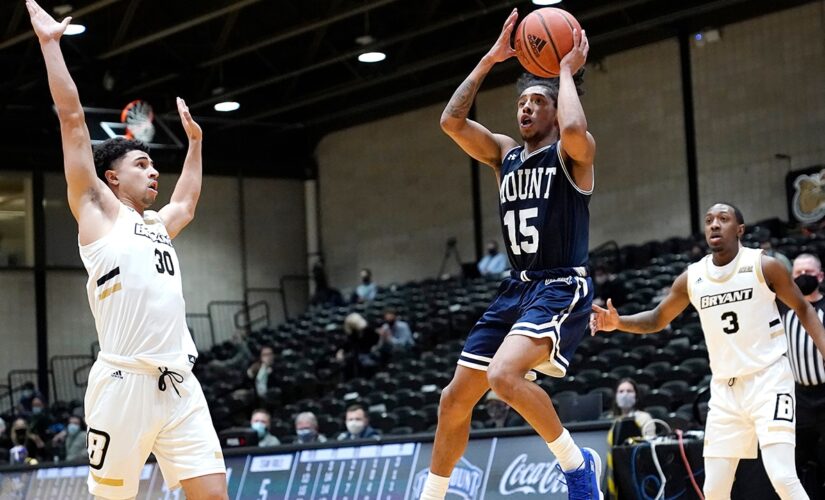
[420,8,602,500]
[26,0,228,498]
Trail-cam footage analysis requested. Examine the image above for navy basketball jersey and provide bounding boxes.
[497,142,591,272]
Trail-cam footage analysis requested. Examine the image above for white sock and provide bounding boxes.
[547,428,584,472]
[420,472,450,500]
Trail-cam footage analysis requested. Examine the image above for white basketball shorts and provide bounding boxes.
[84,354,226,499]
[704,357,796,459]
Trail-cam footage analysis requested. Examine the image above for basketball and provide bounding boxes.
[514,8,582,78]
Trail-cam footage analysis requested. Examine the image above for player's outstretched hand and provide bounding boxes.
[177,97,202,142]
[26,0,71,43]
[590,298,619,334]
[560,28,589,74]
[486,8,518,64]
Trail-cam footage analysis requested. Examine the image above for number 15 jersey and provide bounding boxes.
[498,142,591,272]
[687,247,786,379]
[79,204,197,372]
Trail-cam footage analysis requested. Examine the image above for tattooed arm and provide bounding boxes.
[439,9,520,170]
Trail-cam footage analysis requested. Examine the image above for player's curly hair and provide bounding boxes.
[92,137,150,181]
[516,68,586,105]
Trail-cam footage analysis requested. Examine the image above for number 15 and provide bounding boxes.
[503,208,539,255]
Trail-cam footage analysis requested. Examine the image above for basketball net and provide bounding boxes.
[120,100,156,143]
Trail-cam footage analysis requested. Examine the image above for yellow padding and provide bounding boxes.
[91,472,124,487]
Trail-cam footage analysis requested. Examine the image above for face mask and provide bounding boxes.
[67,424,81,435]
[21,390,33,399]
[795,274,820,296]
[487,248,497,256]
[251,421,267,438]
[346,420,365,436]
[616,393,636,411]
[14,429,27,444]
[296,429,316,442]
[361,275,371,284]
[31,407,43,415]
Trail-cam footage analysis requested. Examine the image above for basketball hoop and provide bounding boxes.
[120,100,156,143]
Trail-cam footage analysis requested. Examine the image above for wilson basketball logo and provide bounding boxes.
[527,34,547,56]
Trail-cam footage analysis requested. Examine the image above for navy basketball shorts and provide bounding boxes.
[458,275,593,378]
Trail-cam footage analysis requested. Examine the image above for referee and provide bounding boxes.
[781,253,825,499]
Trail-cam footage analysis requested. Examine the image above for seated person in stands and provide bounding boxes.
[51,415,87,462]
[294,412,327,444]
[0,418,10,464]
[483,391,525,429]
[605,378,653,438]
[16,382,44,415]
[376,309,414,350]
[310,261,345,308]
[477,240,509,277]
[336,313,379,378]
[9,417,48,463]
[28,396,54,439]
[250,409,281,447]
[337,404,380,440]
[247,345,276,399]
[353,268,377,303]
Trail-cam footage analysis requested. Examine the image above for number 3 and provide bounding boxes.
[721,311,739,334]
[503,208,539,255]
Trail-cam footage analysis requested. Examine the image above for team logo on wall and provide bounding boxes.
[498,453,567,495]
[412,457,483,500]
[790,168,825,223]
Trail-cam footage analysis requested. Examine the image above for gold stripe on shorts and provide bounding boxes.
[91,472,124,487]
[215,451,223,459]
[99,282,122,300]
[767,426,795,433]
[770,330,784,338]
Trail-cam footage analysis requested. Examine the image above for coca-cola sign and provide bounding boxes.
[498,454,567,495]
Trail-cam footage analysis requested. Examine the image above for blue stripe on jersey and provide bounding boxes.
[498,142,590,272]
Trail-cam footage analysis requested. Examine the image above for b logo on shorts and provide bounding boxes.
[773,393,795,422]
[87,428,111,470]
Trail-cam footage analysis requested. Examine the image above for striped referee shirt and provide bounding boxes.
[781,297,825,386]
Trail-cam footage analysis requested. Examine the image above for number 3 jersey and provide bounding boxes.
[687,247,786,379]
[79,204,197,372]
[498,142,591,272]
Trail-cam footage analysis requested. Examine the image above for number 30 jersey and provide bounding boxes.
[498,142,591,272]
[79,204,197,372]
[687,247,786,379]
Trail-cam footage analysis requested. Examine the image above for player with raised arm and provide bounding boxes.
[591,202,825,500]
[419,9,602,500]
[26,1,227,498]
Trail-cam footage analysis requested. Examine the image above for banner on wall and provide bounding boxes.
[786,165,825,224]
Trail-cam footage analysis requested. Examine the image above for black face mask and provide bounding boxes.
[14,429,26,443]
[795,274,820,296]
[487,248,497,256]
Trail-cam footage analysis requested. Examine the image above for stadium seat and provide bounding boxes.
[588,387,614,412]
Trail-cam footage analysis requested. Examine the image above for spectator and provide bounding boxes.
[0,418,10,465]
[247,345,276,399]
[10,418,47,463]
[16,382,44,415]
[294,412,327,444]
[482,391,525,429]
[606,378,653,437]
[250,409,281,447]
[336,313,379,378]
[51,415,87,462]
[310,261,345,308]
[477,241,509,277]
[375,309,414,350]
[337,404,380,440]
[353,268,377,303]
[28,396,54,438]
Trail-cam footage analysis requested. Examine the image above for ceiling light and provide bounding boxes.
[214,101,240,112]
[358,51,386,63]
[64,24,85,36]
[532,0,562,5]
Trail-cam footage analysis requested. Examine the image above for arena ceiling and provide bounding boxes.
[0,0,815,178]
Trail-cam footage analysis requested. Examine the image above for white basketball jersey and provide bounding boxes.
[79,204,197,372]
[687,247,786,379]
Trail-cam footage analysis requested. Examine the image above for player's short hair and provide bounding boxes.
[795,253,822,270]
[516,68,585,105]
[713,202,744,225]
[345,404,366,416]
[93,137,150,181]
